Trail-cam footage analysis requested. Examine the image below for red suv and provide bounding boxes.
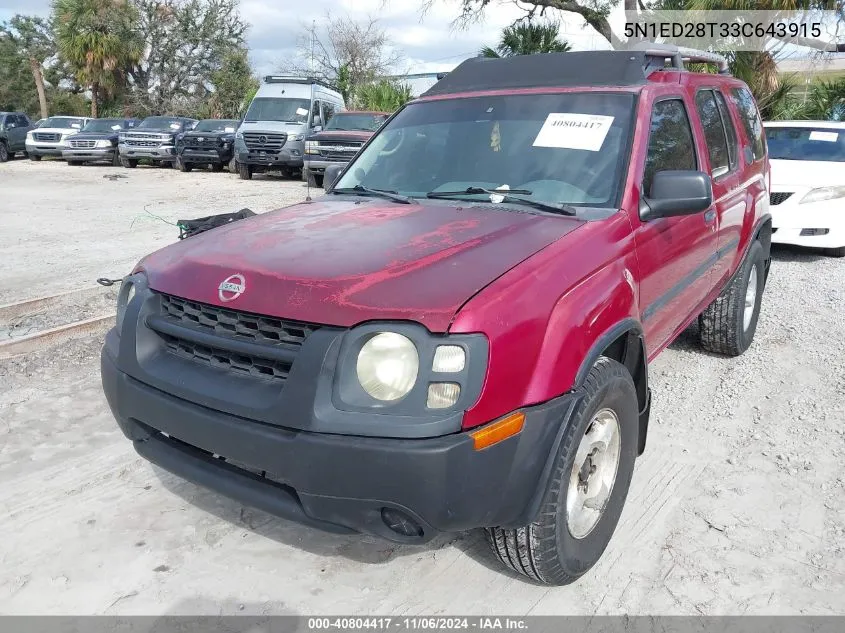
[102,46,771,585]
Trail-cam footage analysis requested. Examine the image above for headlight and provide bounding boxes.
[95,139,112,148]
[26,132,34,140]
[356,333,419,401]
[800,186,845,204]
[235,131,243,139]
[304,140,319,155]
[289,133,304,142]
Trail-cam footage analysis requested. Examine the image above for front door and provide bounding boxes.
[633,94,718,354]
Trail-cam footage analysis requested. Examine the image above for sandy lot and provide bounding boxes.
[0,160,843,616]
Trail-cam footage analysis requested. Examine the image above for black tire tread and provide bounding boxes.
[485,357,635,585]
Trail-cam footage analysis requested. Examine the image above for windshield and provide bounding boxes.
[334,93,635,208]
[244,97,310,123]
[138,117,183,130]
[82,119,126,133]
[765,126,845,162]
[194,119,239,132]
[42,117,85,129]
[326,113,388,131]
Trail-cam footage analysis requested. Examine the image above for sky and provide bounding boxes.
[0,0,615,78]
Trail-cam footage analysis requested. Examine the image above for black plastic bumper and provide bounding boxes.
[237,150,303,169]
[101,343,579,543]
[180,148,231,164]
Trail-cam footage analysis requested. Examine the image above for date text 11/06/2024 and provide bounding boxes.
[307,617,528,631]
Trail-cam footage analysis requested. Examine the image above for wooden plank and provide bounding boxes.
[0,314,114,359]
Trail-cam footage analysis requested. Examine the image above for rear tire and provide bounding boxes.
[485,357,638,585]
[825,246,845,258]
[0,142,9,162]
[699,240,765,356]
[238,162,253,180]
[120,157,137,168]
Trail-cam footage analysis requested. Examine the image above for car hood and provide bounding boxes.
[770,159,845,188]
[182,131,232,139]
[307,130,373,142]
[72,132,117,140]
[33,127,79,134]
[137,199,584,331]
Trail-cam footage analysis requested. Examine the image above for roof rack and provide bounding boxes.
[624,42,731,75]
[262,75,340,91]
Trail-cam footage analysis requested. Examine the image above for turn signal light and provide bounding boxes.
[470,412,525,451]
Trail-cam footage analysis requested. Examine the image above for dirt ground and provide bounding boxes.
[0,160,843,616]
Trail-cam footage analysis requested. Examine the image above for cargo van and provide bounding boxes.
[234,76,345,180]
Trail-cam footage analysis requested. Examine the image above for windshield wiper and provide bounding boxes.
[331,184,412,204]
[426,187,576,216]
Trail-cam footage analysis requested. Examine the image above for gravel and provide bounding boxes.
[0,159,843,615]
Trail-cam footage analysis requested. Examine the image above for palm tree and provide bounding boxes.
[53,0,140,117]
[480,21,571,58]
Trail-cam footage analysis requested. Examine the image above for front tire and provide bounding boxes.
[120,157,137,168]
[238,162,253,180]
[307,171,324,188]
[177,157,192,172]
[485,357,638,585]
[228,157,237,173]
[0,142,9,162]
[67,160,82,166]
[111,152,121,167]
[30,153,41,161]
[699,240,765,356]
[211,162,224,172]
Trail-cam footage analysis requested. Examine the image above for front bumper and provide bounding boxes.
[179,147,232,164]
[25,142,64,157]
[236,149,303,169]
[119,144,176,161]
[304,158,348,175]
[101,329,577,543]
[62,148,115,161]
[770,193,845,249]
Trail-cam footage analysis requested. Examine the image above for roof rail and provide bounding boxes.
[262,75,340,91]
[624,41,731,75]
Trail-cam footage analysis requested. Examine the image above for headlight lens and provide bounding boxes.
[116,277,139,331]
[427,382,461,409]
[95,139,112,148]
[356,333,419,401]
[304,140,319,154]
[289,133,304,142]
[800,186,845,204]
[235,131,243,139]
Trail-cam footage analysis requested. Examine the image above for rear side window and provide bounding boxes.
[695,90,731,177]
[731,87,765,161]
[643,99,697,197]
[714,91,738,169]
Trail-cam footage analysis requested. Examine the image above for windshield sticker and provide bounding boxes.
[224,126,235,132]
[533,113,614,152]
[809,130,838,142]
[70,123,80,129]
[296,107,309,117]
[170,123,181,129]
[111,125,122,130]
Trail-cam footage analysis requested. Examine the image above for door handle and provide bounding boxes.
[704,209,717,224]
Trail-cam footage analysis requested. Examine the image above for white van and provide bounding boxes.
[234,76,345,180]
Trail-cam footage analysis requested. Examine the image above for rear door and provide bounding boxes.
[694,88,747,286]
[633,91,718,352]
[9,115,29,150]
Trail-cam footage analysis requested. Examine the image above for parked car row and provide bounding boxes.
[1,76,390,185]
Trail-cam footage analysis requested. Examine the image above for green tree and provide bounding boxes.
[480,21,571,58]
[356,79,412,112]
[53,0,141,117]
[201,46,257,118]
[0,16,54,118]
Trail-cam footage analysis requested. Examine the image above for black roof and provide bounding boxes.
[422,51,659,97]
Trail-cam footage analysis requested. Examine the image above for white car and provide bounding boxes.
[764,120,845,257]
[25,115,90,161]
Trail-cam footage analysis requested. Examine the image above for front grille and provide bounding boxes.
[244,132,287,151]
[770,192,794,205]
[318,141,362,161]
[69,139,96,149]
[159,333,293,381]
[34,133,60,142]
[184,138,219,149]
[153,293,320,383]
[126,140,162,148]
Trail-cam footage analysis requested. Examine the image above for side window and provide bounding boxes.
[714,91,738,169]
[695,90,730,177]
[322,102,335,124]
[643,98,697,197]
[17,115,29,127]
[730,86,765,161]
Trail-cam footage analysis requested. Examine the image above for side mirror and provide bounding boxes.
[324,164,344,190]
[312,125,322,133]
[641,170,713,221]
[312,115,323,129]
